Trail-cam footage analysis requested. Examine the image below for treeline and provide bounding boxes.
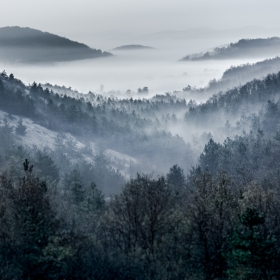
[181,37,280,61]
[185,57,280,99]
[185,71,280,128]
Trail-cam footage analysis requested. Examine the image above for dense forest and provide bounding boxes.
[181,37,280,61]
[2,61,280,279]
[0,27,112,63]
[182,56,280,102]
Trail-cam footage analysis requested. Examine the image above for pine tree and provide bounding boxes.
[226,208,279,280]
[166,164,186,192]
[11,159,57,279]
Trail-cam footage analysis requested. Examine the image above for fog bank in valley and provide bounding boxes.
[1,44,264,96]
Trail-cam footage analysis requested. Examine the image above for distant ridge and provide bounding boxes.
[181,37,280,61]
[0,26,112,63]
[112,44,155,51]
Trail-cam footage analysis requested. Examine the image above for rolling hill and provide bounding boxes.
[0,26,112,63]
[181,37,280,61]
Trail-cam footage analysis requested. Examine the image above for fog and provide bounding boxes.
[2,41,265,96]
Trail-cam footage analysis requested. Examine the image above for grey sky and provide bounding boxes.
[1,0,280,38]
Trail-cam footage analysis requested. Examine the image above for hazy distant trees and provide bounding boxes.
[0,26,112,63]
[15,118,27,136]
[182,37,280,61]
[0,71,194,175]
[138,86,149,93]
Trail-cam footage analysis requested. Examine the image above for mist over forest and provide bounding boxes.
[182,37,280,61]
[2,19,280,279]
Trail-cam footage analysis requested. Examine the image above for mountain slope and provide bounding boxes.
[181,37,280,61]
[183,56,280,99]
[0,26,112,63]
[0,70,191,176]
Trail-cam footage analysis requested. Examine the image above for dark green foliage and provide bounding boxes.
[0,160,57,279]
[166,164,186,192]
[226,208,279,280]
[188,171,239,279]
[199,139,222,174]
[101,174,190,280]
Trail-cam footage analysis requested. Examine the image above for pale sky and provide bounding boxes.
[1,0,280,39]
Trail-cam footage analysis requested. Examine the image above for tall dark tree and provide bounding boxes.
[11,159,57,279]
[166,164,186,192]
[226,208,279,280]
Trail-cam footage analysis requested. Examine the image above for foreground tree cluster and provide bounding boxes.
[1,158,280,279]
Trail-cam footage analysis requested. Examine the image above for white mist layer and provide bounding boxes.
[1,41,270,98]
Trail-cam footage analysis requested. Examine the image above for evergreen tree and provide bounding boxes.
[166,164,186,192]
[226,208,279,280]
[11,159,57,279]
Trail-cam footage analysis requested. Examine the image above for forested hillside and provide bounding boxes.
[181,37,280,61]
[0,27,112,63]
[185,56,280,99]
[1,67,280,278]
